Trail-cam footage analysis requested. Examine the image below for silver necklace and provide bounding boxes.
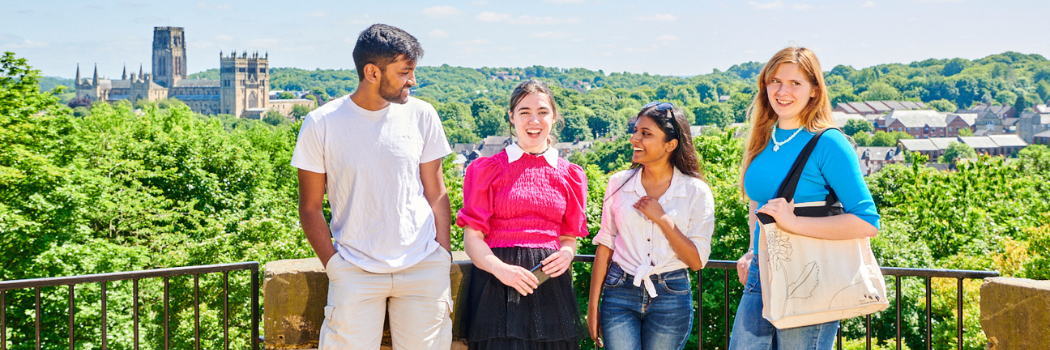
[771,123,804,152]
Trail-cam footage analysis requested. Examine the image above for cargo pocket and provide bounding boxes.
[319,305,337,350]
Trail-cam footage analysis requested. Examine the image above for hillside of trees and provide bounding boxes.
[9,50,1050,349]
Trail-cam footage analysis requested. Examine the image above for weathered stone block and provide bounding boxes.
[980,277,1050,350]
[264,258,328,349]
[264,252,474,349]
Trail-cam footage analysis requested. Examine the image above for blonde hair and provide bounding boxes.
[740,47,836,199]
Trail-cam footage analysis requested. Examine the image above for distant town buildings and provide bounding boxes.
[835,100,927,115]
[74,26,313,119]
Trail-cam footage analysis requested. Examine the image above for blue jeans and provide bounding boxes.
[599,262,693,350]
[728,254,838,350]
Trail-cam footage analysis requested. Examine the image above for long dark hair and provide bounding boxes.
[631,104,705,181]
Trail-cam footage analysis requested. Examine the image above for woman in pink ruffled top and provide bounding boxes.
[457,80,589,350]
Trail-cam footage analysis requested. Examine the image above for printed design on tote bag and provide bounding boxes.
[764,224,793,271]
[786,261,820,300]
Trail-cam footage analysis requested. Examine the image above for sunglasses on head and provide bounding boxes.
[628,101,679,136]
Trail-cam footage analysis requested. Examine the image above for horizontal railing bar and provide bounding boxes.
[0,262,259,290]
[573,256,999,279]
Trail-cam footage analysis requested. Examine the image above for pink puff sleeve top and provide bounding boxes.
[456,150,589,250]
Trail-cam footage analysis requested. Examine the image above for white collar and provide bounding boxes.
[505,143,559,168]
[622,166,689,198]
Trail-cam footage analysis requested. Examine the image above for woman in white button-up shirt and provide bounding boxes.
[587,102,716,350]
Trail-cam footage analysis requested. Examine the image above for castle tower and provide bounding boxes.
[152,26,187,88]
[75,64,81,84]
[220,50,269,117]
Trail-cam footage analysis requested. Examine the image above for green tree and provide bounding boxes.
[958,127,974,136]
[560,111,592,142]
[278,91,295,99]
[995,90,1017,106]
[472,98,507,138]
[871,130,912,147]
[291,104,313,119]
[693,102,734,127]
[695,80,718,103]
[263,109,288,126]
[843,118,874,136]
[859,82,902,101]
[852,131,873,146]
[940,142,978,164]
[926,99,958,112]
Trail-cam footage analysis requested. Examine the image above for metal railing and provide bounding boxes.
[575,256,999,350]
[0,262,260,350]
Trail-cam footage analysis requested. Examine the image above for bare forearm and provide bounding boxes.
[558,235,577,256]
[300,210,336,266]
[655,215,704,270]
[463,226,507,274]
[431,192,452,252]
[781,213,877,240]
[588,245,613,313]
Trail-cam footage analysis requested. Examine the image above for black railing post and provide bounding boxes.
[697,270,704,350]
[723,270,730,348]
[224,271,229,350]
[895,276,901,350]
[251,264,260,350]
[101,281,107,350]
[957,278,963,350]
[164,276,169,350]
[134,279,139,350]
[1,290,5,350]
[35,287,41,350]
[925,277,932,350]
[68,285,74,350]
[194,274,200,350]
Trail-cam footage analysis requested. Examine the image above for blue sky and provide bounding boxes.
[2,0,1047,79]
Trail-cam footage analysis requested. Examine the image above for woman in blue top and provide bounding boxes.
[727,47,880,350]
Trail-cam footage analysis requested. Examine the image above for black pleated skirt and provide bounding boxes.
[464,247,582,350]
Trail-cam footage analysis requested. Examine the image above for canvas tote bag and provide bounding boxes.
[755,129,888,329]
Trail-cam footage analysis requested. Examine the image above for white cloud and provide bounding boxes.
[471,0,489,5]
[793,4,812,10]
[423,6,463,18]
[429,30,450,39]
[307,12,330,18]
[249,38,280,48]
[656,35,679,42]
[544,0,586,3]
[531,31,567,38]
[747,0,785,10]
[0,35,49,49]
[861,1,877,7]
[195,2,232,10]
[477,11,511,22]
[637,14,677,21]
[477,13,581,25]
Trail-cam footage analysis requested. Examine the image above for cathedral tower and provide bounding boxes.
[220,51,269,117]
[152,26,187,88]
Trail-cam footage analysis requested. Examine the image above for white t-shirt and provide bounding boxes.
[291,94,452,273]
[593,167,715,297]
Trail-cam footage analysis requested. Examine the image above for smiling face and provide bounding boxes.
[508,92,556,153]
[629,115,677,166]
[377,56,417,104]
[766,62,816,126]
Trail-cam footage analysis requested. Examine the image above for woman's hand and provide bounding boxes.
[736,251,753,285]
[587,308,603,348]
[541,247,574,278]
[756,198,797,231]
[493,262,539,296]
[633,196,667,222]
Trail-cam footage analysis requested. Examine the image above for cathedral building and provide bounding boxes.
[75,26,313,118]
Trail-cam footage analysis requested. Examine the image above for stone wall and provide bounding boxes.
[980,277,1050,350]
[263,252,473,350]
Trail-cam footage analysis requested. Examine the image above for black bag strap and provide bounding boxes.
[775,128,830,202]
[757,128,840,224]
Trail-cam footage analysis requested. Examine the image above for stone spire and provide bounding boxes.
[92,64,99,85]
[75,64,81,84]
[139,64,144,79]
[122,65,127,80]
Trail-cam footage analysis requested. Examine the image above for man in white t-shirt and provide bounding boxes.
[291,23,453,350]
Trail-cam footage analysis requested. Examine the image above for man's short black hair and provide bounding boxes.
[352,24,424,81]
